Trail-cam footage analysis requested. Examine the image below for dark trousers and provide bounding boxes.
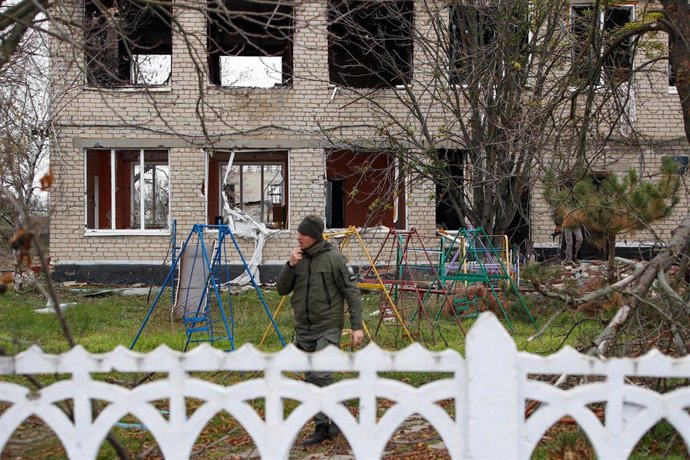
[295,327,341,427]
[563,226,583,262]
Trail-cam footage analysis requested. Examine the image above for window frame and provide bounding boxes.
[84,148,171,236]
[206,0,294,88]
[325,149,405,229]
[83,0,173,90]
[206,150,289,229]
[327,0,414,89]
[570,2,635,86]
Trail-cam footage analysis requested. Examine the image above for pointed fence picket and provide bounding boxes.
[0,313,688,459]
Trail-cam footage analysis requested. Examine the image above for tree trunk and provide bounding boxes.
[662,0,690,143]
[607,233,617,282]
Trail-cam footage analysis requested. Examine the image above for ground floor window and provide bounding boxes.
[85,149,169,230]
[207,151,288,228]
[325,150,404,228]
[435,149,465,230]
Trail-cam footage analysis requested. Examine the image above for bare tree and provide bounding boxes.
[0,16,51,289]
[313,0,655,243]
[0,0,688,359]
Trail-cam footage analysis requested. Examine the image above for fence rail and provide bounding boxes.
[0,313,689,459]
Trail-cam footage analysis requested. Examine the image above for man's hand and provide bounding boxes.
[351,329,364,347]
[288,247,302,267]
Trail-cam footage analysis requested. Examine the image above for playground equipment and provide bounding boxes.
[437,227,537,332]
[358,227,461,347]
[130,223,286,352]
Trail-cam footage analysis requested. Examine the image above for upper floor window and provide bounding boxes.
[668,35,676,90]
[571,3,634,84]
[86,149,170,230]
[207,0,293,88]
[449,1,528,86]
[84,0,173,88]
[328,0,414,88]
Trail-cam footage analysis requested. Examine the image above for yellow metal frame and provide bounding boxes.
[325,226,414,343]
[259,226,416,347]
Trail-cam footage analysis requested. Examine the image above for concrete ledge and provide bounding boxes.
[533,245,660,262]
[52,263,286,286]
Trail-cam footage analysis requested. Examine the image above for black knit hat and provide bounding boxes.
[297,215,324,241]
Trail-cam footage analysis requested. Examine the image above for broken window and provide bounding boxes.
[207,151,288,228]
[449,3,528,86]
[207,0,293,87]
[571,5,595,82]
[602,6,634,83]
[571,4,633,84]
[449,5,496,85]
[86,149,169,230]
[669,35,676,88]
[663,156,689,175]
[84,0,172,88]
[435,149,465,230]
[326,150,404,228]
[328,0,413,88]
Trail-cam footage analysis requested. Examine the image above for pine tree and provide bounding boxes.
[545,160,680,279]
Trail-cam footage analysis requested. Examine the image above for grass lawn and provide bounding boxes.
[0,283,601,355]
[0,283,686,459]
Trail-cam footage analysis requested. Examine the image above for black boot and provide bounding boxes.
[328,422,341,439]
[302,423,329,446]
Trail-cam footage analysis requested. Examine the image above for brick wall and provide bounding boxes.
[48,0,689,276]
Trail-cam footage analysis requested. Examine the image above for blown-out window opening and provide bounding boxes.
[207,150,289,229]
[328,0,414,88]
[84,0,173,88]
[570,3,634,85]
[325,150,405,229]
[207,0,294,88]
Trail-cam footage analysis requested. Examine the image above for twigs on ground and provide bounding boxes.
[591,212,690,356]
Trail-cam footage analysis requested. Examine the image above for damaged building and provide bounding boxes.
[48,0,689,283]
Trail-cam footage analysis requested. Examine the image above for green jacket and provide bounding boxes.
[276,240,363,334]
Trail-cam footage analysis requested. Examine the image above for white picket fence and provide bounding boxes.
[0,313,689,459]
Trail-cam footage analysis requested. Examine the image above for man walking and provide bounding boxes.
[276,215,364,446]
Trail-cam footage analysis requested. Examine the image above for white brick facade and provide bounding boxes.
[48,0,690,281]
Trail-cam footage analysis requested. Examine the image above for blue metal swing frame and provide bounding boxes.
[130,224,286,351]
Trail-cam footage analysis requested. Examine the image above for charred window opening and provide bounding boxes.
[669,35,676,87]
[86,149,169,230]
[449,3,528,86]
[571,4,633,84]
[84,0,173,88]
[328,0,413,88]
[603,6,633,83]
[207,151,288,228]
[449,5,496,86]
[435,149,465,230]
[207,0,294,88]
[571,5,595,82]
[326,150,404,228]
